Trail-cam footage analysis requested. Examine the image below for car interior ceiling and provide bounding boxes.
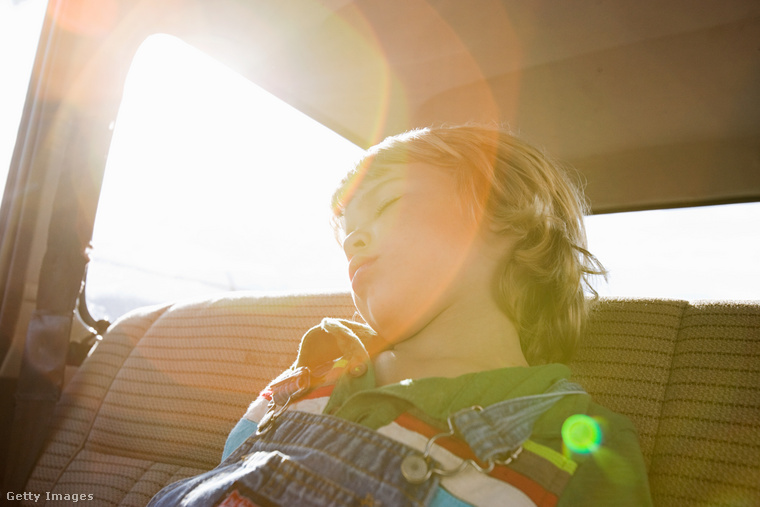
[0,0,758,490]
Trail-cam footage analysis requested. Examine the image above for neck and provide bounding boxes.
[372,297,528,386]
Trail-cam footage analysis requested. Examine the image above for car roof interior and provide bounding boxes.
[38,0,760,213]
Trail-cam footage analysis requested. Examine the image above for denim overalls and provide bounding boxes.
[148,377,585,506]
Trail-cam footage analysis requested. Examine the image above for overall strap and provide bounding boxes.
[452,378,586,463]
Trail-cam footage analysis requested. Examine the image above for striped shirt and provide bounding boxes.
[223,360,651,507]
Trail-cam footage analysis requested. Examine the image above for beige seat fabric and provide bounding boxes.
[648,301,760,505]
[26,293,357,506]
[570,298,688,467]
[25,294,760,506]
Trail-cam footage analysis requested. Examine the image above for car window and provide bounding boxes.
[85,35,759,322]
[586,202,760,301]
[86,34,361,320]
[0,1,47,188]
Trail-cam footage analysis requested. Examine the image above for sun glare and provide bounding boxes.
[0,0,47,189]
[85,34,759,320]
[88,34,362,319]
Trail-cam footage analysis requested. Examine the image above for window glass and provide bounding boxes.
[87,34,361,320]
[585,202,760,301]
[0,0,47,188]
[88,35,759,321]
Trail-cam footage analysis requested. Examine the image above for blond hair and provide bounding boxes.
[331,125,606,364]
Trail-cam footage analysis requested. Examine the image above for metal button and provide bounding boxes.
[401,454,431,484]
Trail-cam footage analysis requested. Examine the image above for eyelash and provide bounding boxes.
[375,196,401,217]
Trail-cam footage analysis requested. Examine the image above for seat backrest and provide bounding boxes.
[570,298,688,469]
[25,292,357,505]
[648,301,760,505]
[24,294,760,506]
[570,299,760,505]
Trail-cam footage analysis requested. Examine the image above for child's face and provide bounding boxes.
[342,162,510,346]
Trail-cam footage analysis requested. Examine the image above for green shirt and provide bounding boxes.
[244,318,654,506]
[322,360,653,506]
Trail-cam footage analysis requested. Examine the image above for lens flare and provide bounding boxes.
[562,414,602,454]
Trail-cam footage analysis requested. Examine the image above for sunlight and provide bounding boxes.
[85,33,759,320]
[88,34,362,318]
[0,0,47,188]
[585,202,760,300]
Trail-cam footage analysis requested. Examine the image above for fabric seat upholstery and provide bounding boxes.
[24,294,760,506]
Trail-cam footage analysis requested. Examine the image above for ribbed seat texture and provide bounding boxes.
[24,294,760,506]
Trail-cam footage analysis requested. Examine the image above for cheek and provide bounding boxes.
[354,199,485,340]
[361,238,473,336]
[379,203,480,287]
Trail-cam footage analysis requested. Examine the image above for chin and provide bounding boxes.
[361,290,444,343]
[366,311,423,349]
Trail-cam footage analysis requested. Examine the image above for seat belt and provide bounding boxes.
[69,270,111,366]
[2,231,89,494]
[1,0,113,492]
[3,135,98,493]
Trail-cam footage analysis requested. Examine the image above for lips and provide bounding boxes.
[349,256,377,283]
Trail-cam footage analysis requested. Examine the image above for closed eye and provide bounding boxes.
[375,196,401,217]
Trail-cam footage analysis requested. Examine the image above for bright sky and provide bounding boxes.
[87,34,362,318]
[586,203,760,301]
[89,27,760,317]
[0,0,47,186]
[2,4,758,321]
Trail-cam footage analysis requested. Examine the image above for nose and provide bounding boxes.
[342,228,371,258]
